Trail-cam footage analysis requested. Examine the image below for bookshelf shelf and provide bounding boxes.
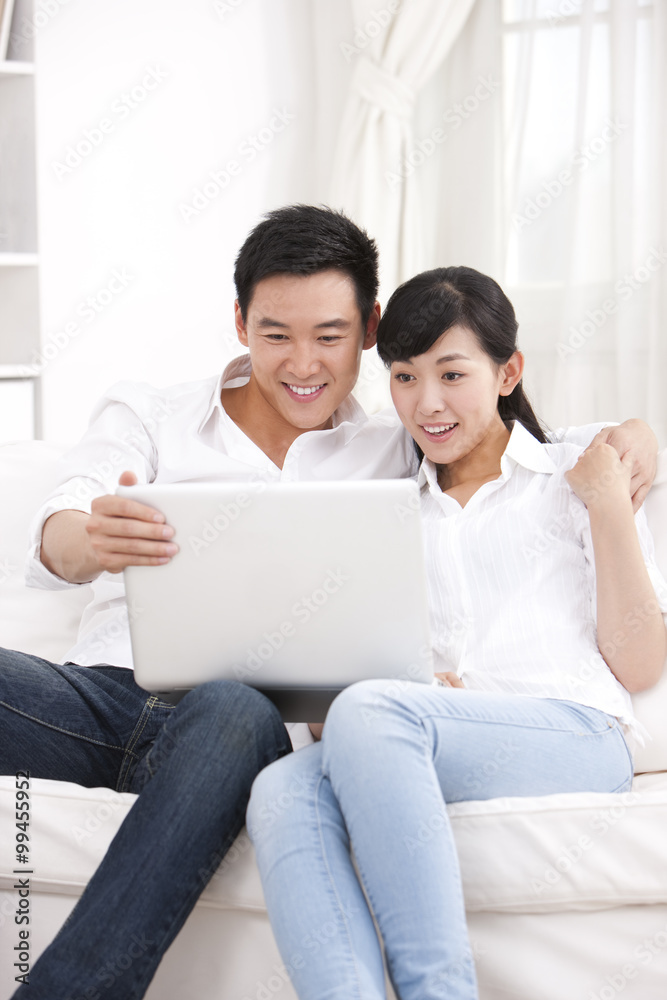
[0,0,41,441]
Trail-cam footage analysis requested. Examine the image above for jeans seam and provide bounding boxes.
[418,712,614,736]
[314,773,366,1000]
[0,699,127,751]
[607,720,635,789]
[117,697,164,793]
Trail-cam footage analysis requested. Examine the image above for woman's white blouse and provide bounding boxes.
[419,421,667,753]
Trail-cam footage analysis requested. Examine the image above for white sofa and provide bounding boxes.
[1,440,667,1000]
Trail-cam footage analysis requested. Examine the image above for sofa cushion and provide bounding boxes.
[1,773,665,916]
[0,442,92,661]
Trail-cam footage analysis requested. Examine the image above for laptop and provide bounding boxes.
[118,479,433,720]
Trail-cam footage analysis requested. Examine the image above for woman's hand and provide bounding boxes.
[435,671,465,689]
[565,442,632,511]
[590,420,658,511]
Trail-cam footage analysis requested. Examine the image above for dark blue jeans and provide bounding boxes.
[0,647,292,999]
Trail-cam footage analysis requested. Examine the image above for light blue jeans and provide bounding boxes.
[247,680,634,1000]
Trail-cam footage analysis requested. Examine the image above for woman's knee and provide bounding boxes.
[324,678,407,747]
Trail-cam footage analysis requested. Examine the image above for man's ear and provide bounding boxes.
[234,300,249,347]
[498,350,524,396]
[363,301,381,351]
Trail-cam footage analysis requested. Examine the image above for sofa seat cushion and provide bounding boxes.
[449,771,667,913]
[0,441,92,662]
[2,772,666,918]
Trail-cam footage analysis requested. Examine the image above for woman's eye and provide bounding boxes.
[443,372,463,382]
[393,372,414,383]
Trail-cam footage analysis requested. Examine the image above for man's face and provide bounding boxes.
[235,270,379,432]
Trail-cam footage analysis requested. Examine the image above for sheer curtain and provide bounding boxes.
[340,0,666,438]
[329,0,487,410]
[329,0,477,304]
[501,0,666,442]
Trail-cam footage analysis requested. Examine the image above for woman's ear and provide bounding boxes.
[498,351,524,396]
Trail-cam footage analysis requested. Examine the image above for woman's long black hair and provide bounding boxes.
[376,266,548,448]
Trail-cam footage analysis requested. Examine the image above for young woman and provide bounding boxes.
[246,266,667,1000]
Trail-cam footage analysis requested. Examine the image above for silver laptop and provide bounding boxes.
[119,480,433,719]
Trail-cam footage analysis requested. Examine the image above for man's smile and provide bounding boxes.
[283,382,327,401]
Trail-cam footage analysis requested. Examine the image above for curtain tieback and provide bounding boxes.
[351,56,415,120]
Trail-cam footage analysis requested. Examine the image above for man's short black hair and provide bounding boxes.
[234,204,379,324]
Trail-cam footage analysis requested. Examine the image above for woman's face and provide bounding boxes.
[390,324,521,468]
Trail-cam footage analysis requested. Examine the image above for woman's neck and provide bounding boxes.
[436,420,512,502]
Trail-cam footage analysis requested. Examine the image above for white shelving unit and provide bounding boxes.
[0,0,41,442]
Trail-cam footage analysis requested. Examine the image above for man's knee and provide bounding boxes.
[174,681,289,765]
[184,679,280,727]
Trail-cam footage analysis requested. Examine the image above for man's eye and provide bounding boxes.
[320,335,342,343]
[266,333,288,340]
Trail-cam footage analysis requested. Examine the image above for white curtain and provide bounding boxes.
[339,0,666,439]
[329,0,477,303]
[502,0,667,443]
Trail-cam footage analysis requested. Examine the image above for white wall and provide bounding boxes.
[34,0,353,443]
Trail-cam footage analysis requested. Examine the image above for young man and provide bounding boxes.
[0,205,657,999]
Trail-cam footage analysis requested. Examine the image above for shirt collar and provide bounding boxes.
[417,420,557,490]
[502,420,558,475]
[198,354,368,434]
